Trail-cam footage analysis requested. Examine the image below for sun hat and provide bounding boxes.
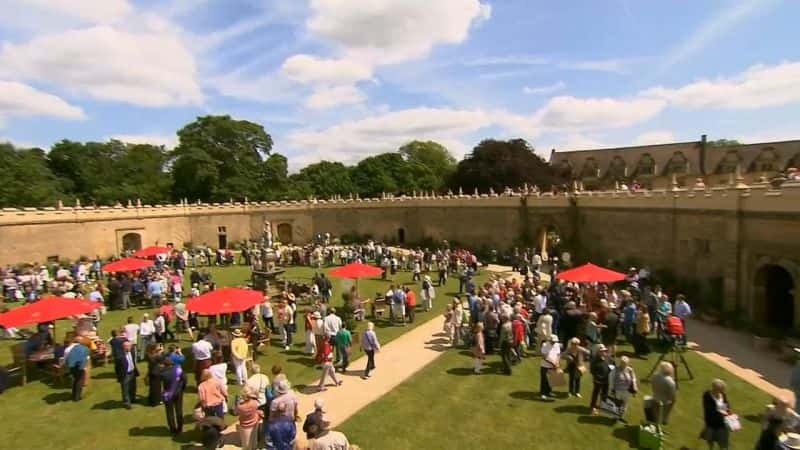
[549,334,559,343]
[783,433,800,449]
[596,344,608,352]
[275,378,292,395]
[314,398,325,411]
[231,329,243,337]
[313,311,321,319]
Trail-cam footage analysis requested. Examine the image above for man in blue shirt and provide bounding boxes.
[147,278,163,307]
[64,340,89,401]
[393,287,406,326]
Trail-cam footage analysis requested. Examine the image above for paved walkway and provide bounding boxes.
[687,318,795,403]
[219,314,451,449]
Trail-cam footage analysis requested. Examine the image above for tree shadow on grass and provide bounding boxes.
[42,391,72,404]
[611,425,638,448]
[446,367,477,376]
[554,404,590,415]
[287,356,318,368]
[509,391,558,403]
[92,371,118,380]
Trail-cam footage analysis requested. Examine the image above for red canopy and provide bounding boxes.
[0,296,99,328]
[185,287,263,315]
[329,262,384,279]
[556,263,626,283]
[132,246,172,258]
[102,257,154,273]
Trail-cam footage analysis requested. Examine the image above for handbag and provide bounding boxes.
[547,368,567,387]
[598,398,620,417]
[724,414,741,432]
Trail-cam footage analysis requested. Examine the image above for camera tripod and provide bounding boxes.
[647,337,694,388]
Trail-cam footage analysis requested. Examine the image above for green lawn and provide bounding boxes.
[0,265,484,449]
[338,341,772,450]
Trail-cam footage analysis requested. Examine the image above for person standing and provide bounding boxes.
[650,362,677,425]
[609,356,638,423]
[316,337,342,391]
[421,276,436,311]
[323,308,343,362]
[590,344,613,416]
[361,322,380,379]
[139,313,155,362]
[114,341,139,409]
[702,379,732,450]
[674,294,692,328]
[64,338,89,401]
[261,297,275,333]
[154,312,166,344]
[160,357,186,435]
[198,369,227,418]
[191,336,213,386]
[564,337,590,398]
[404,287,416,324]
[472,322,486,374]
[145,343,164,406]
[234,386,264,450]
[540,335,561,400]
[123,316,140,360]
[499,313,514,375]
[231,329,249,385]
[268,377,299,450]
[147,277,163,307]
[335,324,352,373]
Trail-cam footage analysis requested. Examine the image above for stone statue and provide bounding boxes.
[263,220,273,246]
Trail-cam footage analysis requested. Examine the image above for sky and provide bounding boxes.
[0,0,798,170]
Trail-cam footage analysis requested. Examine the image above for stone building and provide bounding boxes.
[549,135,800,190]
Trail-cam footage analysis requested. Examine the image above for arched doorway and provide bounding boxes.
[122,233,142,252]
[536,225,561,261]
[754,265,796,330]
[277,223,293,244]
[397,228,406,244]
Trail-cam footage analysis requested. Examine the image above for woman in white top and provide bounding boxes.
[539,334,561,399]
[421,276,435,311]
[609,356,638,422]
[209,350,230,413]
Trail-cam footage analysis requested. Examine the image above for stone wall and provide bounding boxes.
[2,184,800,328]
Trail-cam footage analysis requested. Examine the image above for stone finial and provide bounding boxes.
[572,180,579,192]
[458,187,464,196]
[348,192,353,200]
[136,198,142,207]
[74,198,80,208]
[126,199,132,208]
[614,181,620,191]
[229,197,233,204]
[355,192,360,200]
[412,190,417,198]
[473,187,479,197]
[734,164,749,189]
[489,187,495,196]
[670,173,679,191]
[244,196,249,204]
[578,181,585,192]
[447,189,453,197]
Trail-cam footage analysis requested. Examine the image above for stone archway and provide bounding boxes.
[277,223,293,244]
[122,232,142,252]
[536,224,562,262]
[753,263,797,330]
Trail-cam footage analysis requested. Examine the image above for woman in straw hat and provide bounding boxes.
[230,328,249,385]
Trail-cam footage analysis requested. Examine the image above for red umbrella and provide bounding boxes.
[0,296,99,328]
[132,246,172,258]
[329,262,384,279]
[102,257,154,273]
[556,263,626,283]
[186,287,263,315]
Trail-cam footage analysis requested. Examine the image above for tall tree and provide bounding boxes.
[0,143,64,207]
[398,140,456,191]
[350,153,413,197]
[450,138,565,192]
[171,115,273,202]
[290,161,356,198]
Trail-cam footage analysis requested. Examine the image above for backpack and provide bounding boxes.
[422,280,430,290]
[665,316,684,336]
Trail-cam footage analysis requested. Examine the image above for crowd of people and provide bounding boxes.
[4,239,800,450]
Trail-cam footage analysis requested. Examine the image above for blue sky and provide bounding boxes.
[0,0,798,169]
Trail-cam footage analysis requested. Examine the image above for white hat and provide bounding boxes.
[314,398,325,411]
[275,378,292,395]
[549,334,559,343]
[784,433,800,449]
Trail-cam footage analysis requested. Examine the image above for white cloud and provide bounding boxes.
[523,81,566,95]
[1,0,133,26]
[558,59,629,74]
[209,71,300,103]
[111,133,178,149]
[736,129,800,144]
[658,0,776,73]
[308,0,491,65]
[643,61,800,110]
[0,25,202,107]
[533,96,666,131]
[465,55,549,66]
[286,106,531,168]
[306,85,366,109]
[281,54,373,84]
[633,130,675,145]
[0,80,85,121]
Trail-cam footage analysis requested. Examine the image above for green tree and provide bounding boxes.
[398,140,456,191]
[290,161,356,198]
[450,138,566,192]
[171,115,273,202]
[708,139,742,147]
[350,153,412,197]
[0,143,64,207]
